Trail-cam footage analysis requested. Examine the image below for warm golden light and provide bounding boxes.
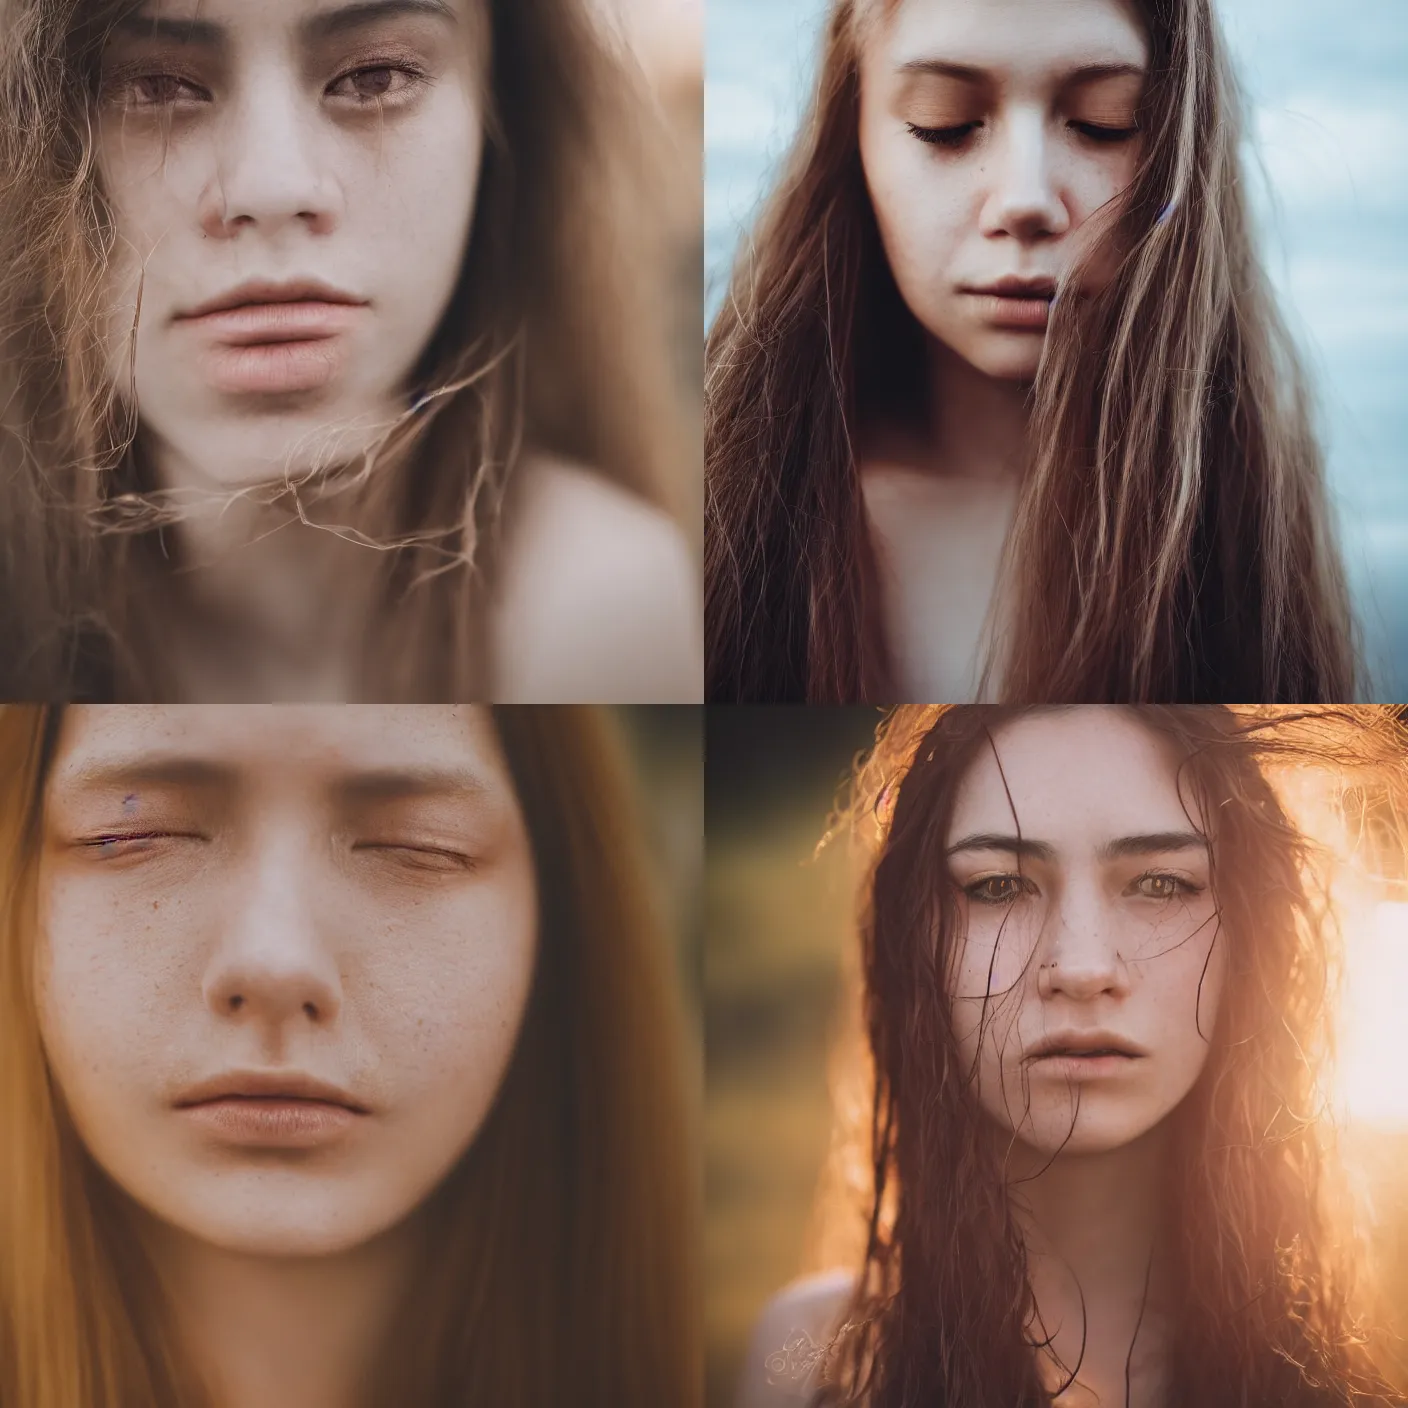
[1340,902,1408,1128]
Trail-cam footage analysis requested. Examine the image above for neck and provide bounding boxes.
[1007,1123,1175,1397]
[144,435,381,698]
[924,337,1032,482]
[139,1213,423,1408]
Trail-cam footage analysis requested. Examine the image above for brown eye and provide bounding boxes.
[328,64,425,104]
[965,875,1027,904]
[107,71,207,108]
[1132,873,1189,900]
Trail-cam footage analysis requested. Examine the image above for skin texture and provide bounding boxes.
[943,708,1225,1159]
[95,0,486,490]
[36,706,537,1261]
[857,0,1148,382]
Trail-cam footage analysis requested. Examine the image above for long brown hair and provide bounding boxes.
[705,0,1358,703]
[817,705,1405,1406]
[0,0,685,699]
[0,705,702,1407]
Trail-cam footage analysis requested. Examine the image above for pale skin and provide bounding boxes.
[742,709,1227,1407]
[96,0,700,702]
[853,0,1148,700]
[37,706,539,1408]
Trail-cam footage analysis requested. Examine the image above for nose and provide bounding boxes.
[203,829,343,1033]
[979,109,1070,243]
[198,69,342,240]
[1035,880,1129,1002]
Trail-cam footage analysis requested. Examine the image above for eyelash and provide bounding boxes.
[80,830,197,858]
[351,842,475,874]
[105,61,430,111]
[962,871,1203,905]
[906,121,1140,148]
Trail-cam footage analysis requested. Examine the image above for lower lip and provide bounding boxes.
[968,293,1053,329]
[178,1098,363,1146]
[180,301,364,394]
[1029,1053,1140,1079]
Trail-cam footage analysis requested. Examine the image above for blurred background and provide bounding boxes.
[705,0,1408,698]
[704,706,1408,1408]
[602,0,705,542]
[617,704,705,1020]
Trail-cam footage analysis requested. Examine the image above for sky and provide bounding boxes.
[705,0,1408,698]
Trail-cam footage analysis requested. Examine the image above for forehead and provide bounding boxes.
[947,709,1200,845]
[47,705,509,796]
[876,0,1149,73]
[107,0,471,43]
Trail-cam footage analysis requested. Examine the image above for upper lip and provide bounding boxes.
[177,279,367,320]
[174,1070,369,1112]
[968,276,1058,299]
[1026,1031,1147,1060]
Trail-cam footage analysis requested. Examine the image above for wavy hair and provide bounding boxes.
[0,0,685,699]
[0,705,702,1407]
[705,0,1358,702]
[816,705,1406,1406]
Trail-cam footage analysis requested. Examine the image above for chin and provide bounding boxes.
[1015,1103,1158,1158]
[954,334,1043,383]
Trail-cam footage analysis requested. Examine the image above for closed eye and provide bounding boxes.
[906,120,981,148]
[79,831,199,858]
[352,842,475,874]
[1071,121,1139,143]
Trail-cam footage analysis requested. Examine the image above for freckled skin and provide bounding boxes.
[944,710,1227,1157]
[95,0,486,486]
[36,705,538,1257]
[857,0,1148,381]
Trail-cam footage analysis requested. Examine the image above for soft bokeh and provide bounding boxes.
[704,707,1408,1408]
[705,0,1408,696]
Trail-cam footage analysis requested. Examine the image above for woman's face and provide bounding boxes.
[36,705,537,1258]
[943,708,1226,1158]
[857,0,1148,381]
[94,0,487,487]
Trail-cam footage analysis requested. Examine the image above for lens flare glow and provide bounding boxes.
[1340,902,1408,1127]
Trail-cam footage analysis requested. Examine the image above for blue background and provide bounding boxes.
[706,0,1408,699]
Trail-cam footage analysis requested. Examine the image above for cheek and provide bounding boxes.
[36,875,189,1125]
[366,875,537,1151]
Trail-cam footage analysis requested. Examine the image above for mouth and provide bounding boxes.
[1026,1034,1146,1063]
[177,280,367,322]
[175,1072,368,1146]
[963,280,1056,332]
[174,1070,368,1112]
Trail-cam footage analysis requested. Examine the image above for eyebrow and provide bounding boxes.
[112,0,457,48]
[56,757,494,805]
[897,60,1145,86]
[945,830,1208,863]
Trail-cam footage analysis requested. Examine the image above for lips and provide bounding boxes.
[1026,1032,1146,1061]
[174,1069,368,1111]
[177,279,367,322]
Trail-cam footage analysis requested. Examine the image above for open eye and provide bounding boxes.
[106,71,210,109]
[326,63,428,105]
[1129,872,1199,901]
[964,874,1030,905]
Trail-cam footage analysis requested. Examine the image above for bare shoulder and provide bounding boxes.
[735,1269,858,1408]
[492,455,702,703]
